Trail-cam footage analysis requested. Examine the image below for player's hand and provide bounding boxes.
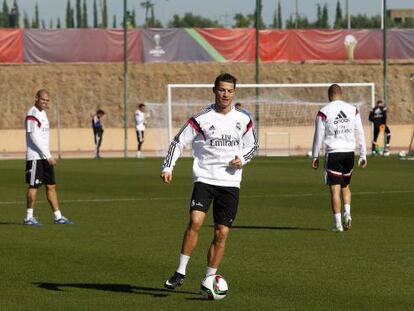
[312,158,319,169]
[358,157,367,168]
[160,171,172,184]
[229,155,242,169]
[48,157,57,166]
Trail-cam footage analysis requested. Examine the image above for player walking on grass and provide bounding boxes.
[311,84,367,232]
[24,89,73,226]
[161,73,258,289]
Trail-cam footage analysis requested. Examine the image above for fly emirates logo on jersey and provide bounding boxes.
[210,133,240,147]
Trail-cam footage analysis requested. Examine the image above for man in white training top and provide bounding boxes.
[134,103,147,158]
[311,84,367,232]
[161,73,258,289]
[24,89,73,226]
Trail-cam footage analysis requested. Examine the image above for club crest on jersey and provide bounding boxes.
[235,122,242,131]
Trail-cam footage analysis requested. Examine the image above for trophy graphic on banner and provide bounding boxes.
[344,35,358,63]
[149,34,165,57]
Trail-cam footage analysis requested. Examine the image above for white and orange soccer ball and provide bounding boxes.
[200,274,228,300]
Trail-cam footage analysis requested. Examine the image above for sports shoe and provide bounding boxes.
[331,224,344,232]
[54,216,74,225]
[23,217,43,226]
[164,272,185,289]
[343,213,352,231]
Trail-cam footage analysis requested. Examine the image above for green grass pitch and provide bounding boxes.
[0,157,413,311]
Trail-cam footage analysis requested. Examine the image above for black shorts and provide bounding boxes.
[25,159,56,187]
[93,128,103,146]
[189,182,239,227]
[324,152,355,186]
[136,130,144,143]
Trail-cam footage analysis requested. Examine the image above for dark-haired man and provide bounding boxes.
[311,84,367,232]
[24,89,73,226]
[92,109,105,158]
[369,100,391,156]
[161,73,258,289]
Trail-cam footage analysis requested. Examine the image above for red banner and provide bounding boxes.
[0,29,23,63]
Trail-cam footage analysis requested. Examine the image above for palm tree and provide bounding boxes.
[140,0,154,25]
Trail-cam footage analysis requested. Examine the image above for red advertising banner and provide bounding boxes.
[0,29,23,63]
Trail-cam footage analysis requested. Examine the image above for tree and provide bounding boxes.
[41,19,45,29]
[76,0,81,28]
[23,10,29,28]
[277,1,282,29]
[130,9,136,27]
[234,13,253,28]
[102,0,108,28]
[168,13,222,28]
[82,0,88,27]
[351,14,381,29]
[334,0,344,28]
[315,4,322,28]
[93,0,98,27]
[49,18,53,29]
[57,17,61,28]
[12,0,20,28]
[112,14,116,28]
[321,3,329,28]
[141,0,154,27]
[66,0,74,28]
[286,14,310,29]
[254,0,265,29]
[33,2,39,28]
[2,0,9,27]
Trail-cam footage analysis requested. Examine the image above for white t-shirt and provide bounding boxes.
[25,106,51,161]
[134,110,145,131]
[312,100,367,158]
[162,104,258,188]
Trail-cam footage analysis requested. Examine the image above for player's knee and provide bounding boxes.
[46,184,57,191]
[214,226,229,243]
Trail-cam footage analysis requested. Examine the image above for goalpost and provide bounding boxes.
[166,83,375,156]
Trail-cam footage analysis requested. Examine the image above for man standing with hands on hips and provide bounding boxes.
[160,73,258,289]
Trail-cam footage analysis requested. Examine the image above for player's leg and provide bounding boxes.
[165,182,212,289]
[43,161,73,224]
[24,160,42,226]
[136,130,144,157]
[206,186,239,276]
[341,152,354,230]
[325,153,344,232]
[384,126,391,154]
[372,126,380,155]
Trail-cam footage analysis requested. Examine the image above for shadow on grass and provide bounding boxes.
[33,282,199,298]
[0,222,22,225]
[208,225,327,231]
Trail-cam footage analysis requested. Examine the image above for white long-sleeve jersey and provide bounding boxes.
[25,106,51,161]
[162,104,258,188]
[312,100,367,159]
[134,110,146,131]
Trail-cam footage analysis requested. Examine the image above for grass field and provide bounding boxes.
[0,156,413,311]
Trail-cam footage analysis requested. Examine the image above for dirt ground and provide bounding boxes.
[0,62,413,129]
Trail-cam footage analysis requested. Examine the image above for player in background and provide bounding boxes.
[369,100,391,156]
[134,103,147,158]
[92,109,105,158]
[161,73,258,289]
[311,84,367,232]
[24,89,73,226]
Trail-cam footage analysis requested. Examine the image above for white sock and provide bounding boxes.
[205,266,217,277]
[176,253,190,275]
[26,208,33,220]
[334,213,342,227]
[344,204,351,215]
[54,210,62,220]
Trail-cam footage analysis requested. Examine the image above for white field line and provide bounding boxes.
[0,190,412,206]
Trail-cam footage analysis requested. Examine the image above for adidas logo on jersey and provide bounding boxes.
[334,111,350,124]
[209,125,216,131]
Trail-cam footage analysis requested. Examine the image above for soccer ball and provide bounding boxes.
[200,274,228,300]
[398,150,407,158]
[306,150,313,158]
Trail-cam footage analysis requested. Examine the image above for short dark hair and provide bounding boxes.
[36,89,49,98]
[214,73,237,89]
[139,103,146,108]
[96,109,105,115]
[328,84,342,98]
[377,100,383,105]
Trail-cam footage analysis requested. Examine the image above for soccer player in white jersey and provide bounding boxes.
[311,84,367,232]
[161,73,258,289]
[24,89,73,226]
[134,103,147,158]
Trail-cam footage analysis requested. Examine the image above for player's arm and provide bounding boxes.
[160,120,198,183]
[311,111,326,169]
[26,116,53,162]
[382,107,387,124]
[232,120,258,168]
[368,109,374,122]
[355,110,367,168]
